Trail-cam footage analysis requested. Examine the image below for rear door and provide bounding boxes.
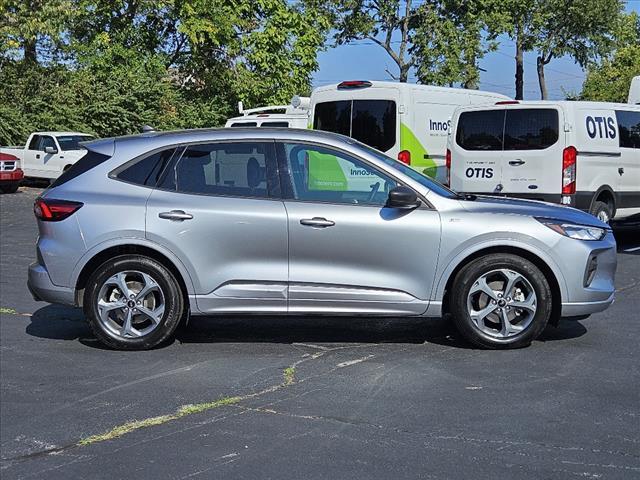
[449,109,505,193]
[145,140,289,314]
[501,106,563,195]
[615,109,640,216]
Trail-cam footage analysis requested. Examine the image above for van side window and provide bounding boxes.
[456,110,505,151]
[616,110,640,149]
[169,142,277,199]
[504,109,559,150]
[260,121,289,127]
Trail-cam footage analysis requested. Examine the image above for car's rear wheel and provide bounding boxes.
[84,255,184,350]
[450,254,552,349]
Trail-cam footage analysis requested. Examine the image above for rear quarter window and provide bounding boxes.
[616,110,640,148]
[504,109,559,150]
[114,148,177,187]
[456,110,505,151]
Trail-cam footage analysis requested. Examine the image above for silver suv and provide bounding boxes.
[28,129,616,350]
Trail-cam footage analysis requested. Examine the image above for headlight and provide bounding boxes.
[536,218,607,241]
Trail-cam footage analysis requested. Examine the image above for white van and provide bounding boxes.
[629,76,640,105]
[310,80,509,182]
[225,96,310,129]
[448,101,640,222]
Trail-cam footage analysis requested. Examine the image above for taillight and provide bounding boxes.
[398,150,411,165]
[34,198,83,222]
[562,146,577,195]
[445,149,452,186]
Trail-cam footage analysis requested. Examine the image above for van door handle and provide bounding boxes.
[159,210,193,221]
[300,217,335,228]
[509,159,525,166]
[618,167,624,175]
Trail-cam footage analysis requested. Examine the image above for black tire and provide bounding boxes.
[0,183,19,194]
[450,254,552,349]
[590,200,613,224]
[83,255,184,350]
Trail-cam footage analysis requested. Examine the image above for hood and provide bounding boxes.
[459,195,608,229]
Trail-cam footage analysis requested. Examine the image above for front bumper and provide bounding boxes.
[27,262,76,306]
[561,292,615,317]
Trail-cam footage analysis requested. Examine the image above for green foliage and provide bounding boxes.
[579,12,640,102]
[0,0,328,145]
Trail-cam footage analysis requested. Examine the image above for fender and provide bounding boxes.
[71,237,197,295]
[431,235,569,305]
[587,184,616,214]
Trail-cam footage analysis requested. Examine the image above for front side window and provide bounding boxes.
[39,136,57,151]
[313,100,397,152]
[504,109,559,150]
[456,110,505,151]
[280,142,397,206]
[616,110,640,149]
[56,135,94,151]
[169,142,276,198]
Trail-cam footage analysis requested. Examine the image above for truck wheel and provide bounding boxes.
[590,200,613,224]
[450,254,552,349]
[83,255,185,350]
[0,183,19,194]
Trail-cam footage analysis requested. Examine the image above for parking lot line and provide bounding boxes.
[624,246,640,252]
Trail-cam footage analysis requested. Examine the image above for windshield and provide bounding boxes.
[355,142,460,199]
[56,135,94,151]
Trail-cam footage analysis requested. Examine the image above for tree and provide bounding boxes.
[579,11,640,102]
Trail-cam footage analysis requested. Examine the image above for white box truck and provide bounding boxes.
[448,101,640,222]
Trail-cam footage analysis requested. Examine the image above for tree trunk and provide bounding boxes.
[515,36,524,100]
[536,55,548,100]
[399,64,409,82]
[23,37,37,64]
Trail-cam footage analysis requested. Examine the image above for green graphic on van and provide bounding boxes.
[307,151,348,190]
[400,122,437,178]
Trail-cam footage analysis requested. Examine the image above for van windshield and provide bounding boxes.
[355,142,460,199]
[314,100,396,152]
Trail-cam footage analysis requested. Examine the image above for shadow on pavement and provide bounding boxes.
[26,304,587,350]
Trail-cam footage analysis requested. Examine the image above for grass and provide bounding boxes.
[283,366,296,385]
[0,307,17,314]
[78,396,242,446]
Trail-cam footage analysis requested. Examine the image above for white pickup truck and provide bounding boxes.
[0,131,94,180]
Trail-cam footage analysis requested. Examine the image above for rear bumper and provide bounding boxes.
[0,168,24,182]
[27,262,76,306]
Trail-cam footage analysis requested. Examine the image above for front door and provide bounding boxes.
[145,140,289,314]
[277,141,441,315]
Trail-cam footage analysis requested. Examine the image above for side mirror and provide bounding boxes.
[44,146,58,154]
[386,186,421,210]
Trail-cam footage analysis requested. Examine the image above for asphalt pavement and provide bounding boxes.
[1,187,639,479]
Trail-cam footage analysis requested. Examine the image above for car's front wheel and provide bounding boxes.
[84,255,184,350]
[450,254,552,349]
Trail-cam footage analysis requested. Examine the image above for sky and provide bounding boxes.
[312,1,639,100]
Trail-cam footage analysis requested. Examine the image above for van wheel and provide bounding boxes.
[450,254,552,349]
[590,200,613,224]
[83,255,184,350]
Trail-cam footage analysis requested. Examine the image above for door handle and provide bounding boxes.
[618,167,624,175]
[509,159,525,166]
[159,210,193,221]
[36,154,41,159]
[300,217,335,228]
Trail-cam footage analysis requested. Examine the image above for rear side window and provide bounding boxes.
[456,110,505,150]
[504,109,559,150]
[314,100,396,152]
[168,142,277,199]
[616,110,640,148]
[115,148,176,186]
[260,121,289,127]
[49,151,111,188]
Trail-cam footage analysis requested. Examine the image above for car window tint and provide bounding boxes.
[616,110,640,148]
[456,110,505,151]
[28,135,40,150]
[230,122,257,127]
[260,121,289,127]
[351,100,396,152]
[116,148,176,186]
[313,101,351,136]
[173,142,274,198]
[40,136,57,151]
[56,135,94,151]
[282,142,397,206]
[504,109,559,150]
